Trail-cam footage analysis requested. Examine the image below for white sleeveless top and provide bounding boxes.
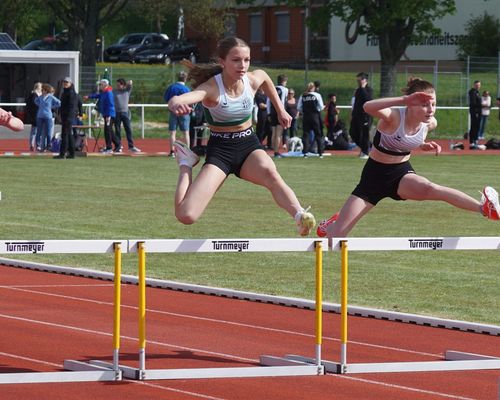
[374,108,427,156]
[203,73,255,127]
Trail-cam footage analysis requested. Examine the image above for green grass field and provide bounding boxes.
[0,154,498,325]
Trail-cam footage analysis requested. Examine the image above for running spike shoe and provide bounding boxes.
[174,140,199,168]
[316,212,339,237]
[481,186,500,221]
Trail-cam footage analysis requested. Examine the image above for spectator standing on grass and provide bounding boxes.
[267,74,288,158]
[325,93,339,133]
[25,82,42,151]
[350,72,373,159]
[84,79,119,154]
[164,71,191,157]
[283,88,299,149]
[254,87,270,145]
[166,36,316,236]
[114,78,140,153]
[468,80,482,149]
[298,82,325,157]
[317,77,500,240]
[478,90,491,140]
[54,77,80,159]
[35,83,60,152]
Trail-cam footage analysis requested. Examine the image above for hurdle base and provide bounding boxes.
[96,355,323,380]
[0,360,121,384]
[283,351,500,374]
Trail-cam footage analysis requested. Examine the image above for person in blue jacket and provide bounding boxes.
[164,71,191,157]
[84,79,120,153]
[35,83,61,152]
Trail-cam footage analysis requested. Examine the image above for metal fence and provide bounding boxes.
[2,56,499,139]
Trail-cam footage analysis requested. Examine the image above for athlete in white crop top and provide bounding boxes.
[202,73,255,127]
[374,108,427,155]
[317,77,499,239]
[166,37,317,236]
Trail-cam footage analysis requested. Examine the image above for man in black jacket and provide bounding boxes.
[350,72,373,159]
[468,80,482,150]
[54,77,80,159]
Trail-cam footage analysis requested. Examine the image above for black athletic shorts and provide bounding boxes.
[204,128,264,177]
[268,112,279,127]
[352,158,415,205]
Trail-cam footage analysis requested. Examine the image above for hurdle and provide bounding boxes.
[286,236,500,374]
[0,240,126,384]
[103,238,327,380]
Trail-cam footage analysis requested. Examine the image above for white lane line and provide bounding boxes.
[134,381,227,400]
[0,284,113,288]
[0,313,256,363]
[0,351,226,399]
[0,285,441,358]
[0,314,474,399]
[332,374,477,400]
[0,351,60,368]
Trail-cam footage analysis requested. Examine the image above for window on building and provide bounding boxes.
[275,12,290,43]
[249,14,263,43]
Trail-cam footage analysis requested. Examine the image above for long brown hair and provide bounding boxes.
[402,77,434,95]
[187,37,250,88]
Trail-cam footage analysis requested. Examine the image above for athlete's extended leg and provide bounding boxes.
[326,195,374,238]
[398,174,481,212]
[239,149,315,235]
[175,164,227,224]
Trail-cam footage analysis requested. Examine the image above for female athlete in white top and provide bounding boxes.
[318,77,499,238]
[167,37,315,235]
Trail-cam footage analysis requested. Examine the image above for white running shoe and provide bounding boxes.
[174,141,199,168]
[295,206,316,236]
[481,186,500,221]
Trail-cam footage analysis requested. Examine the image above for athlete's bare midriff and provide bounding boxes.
[369,146,411,164]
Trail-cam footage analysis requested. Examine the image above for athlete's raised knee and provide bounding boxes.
[175,209,199,225]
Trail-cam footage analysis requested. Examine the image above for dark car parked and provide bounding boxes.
[103,33,169,62]
[131,39,199,65]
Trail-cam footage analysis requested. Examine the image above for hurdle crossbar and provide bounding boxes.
[299,236,500,374]
[0,240,126,384]
[119,238,327,380]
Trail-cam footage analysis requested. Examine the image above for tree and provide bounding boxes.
[457,12,500,59]
[0,0,44,45]
[269,0,457,97]
[46,0,129,66]
[324,0,457,96]
[134,0,234,40]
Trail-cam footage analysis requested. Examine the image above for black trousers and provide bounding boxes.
[469,111,481,145]
[302,115,323,156]
[104,117,120,150]
[59,119,75,157]
[350,116,372,155]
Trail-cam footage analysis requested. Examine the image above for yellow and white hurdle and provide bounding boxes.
[116,238,328,380]
[0,236,499,383]
[0,240,126,384]
[287,236,500,374]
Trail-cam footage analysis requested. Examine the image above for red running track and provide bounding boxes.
[0,264,499,399]
[0,138,498,156]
